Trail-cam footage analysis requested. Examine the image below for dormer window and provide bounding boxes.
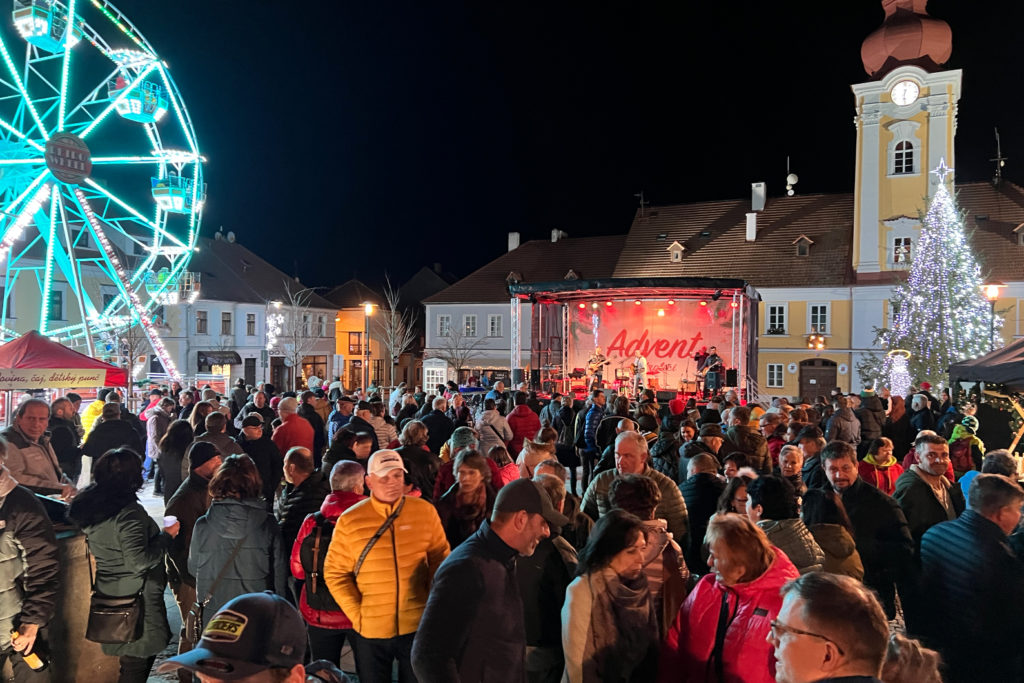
[792,234,814,257]
[505,270,522,285]
[1014,223,1024,246]
[666,240,685,263]
[564,269,580,280]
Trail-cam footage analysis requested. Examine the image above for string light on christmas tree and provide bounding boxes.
[887,349,912,397]
[877,159,1000,388]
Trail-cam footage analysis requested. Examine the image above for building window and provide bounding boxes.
[372,359,385,383]
[809,304,829,334]
[488,314,502,337]
[767,363,784,388]
[438,314,451,337]
[317,315,326,337]
[348,332,362,355]
[464,315,477,337]
[425,366,446,389]
[893,237,911,264]
[796,242,809,257]
[221,311,232,335]
[102,292,117,310]
[894,140,914,175]
[766,305,787,335]
[302,314,311,337]
[246,313,256,336]
[48,290,63,321]
[196,310,208,334]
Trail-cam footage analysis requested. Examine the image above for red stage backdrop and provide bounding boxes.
[568,300,738,391]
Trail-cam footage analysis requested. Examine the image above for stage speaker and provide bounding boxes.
[530,369,541,388]
[657,390,677,403]
[726,368,738,386]
[512,369,524,385]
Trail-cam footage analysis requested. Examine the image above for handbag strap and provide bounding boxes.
[200,536,246,606]
[353,497,405,578]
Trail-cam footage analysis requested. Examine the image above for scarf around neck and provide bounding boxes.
[582,567,658,681]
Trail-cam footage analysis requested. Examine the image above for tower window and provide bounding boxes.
[893,237,912,263]
[894,140,915,175]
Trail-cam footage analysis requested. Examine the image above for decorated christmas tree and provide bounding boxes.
[873,160,1002,390]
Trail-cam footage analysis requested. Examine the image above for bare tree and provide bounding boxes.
[429,327,487,380]
[374,276,418,387]
[276,280,319,391]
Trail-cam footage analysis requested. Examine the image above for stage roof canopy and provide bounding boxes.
[508,277,755,303]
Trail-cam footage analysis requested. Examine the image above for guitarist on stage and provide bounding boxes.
[698,346,724,397]
[586,346,608,390]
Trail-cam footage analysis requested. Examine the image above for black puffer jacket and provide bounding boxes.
[277,470,332,550]
[678,472,726,570]
[297,403,327,464]
[757,518,825,574]
[649,433,683,482]
[826,408,861,446]
[679,440,719,478]
[0,475,58,649]
[83,419,143,461]
[236,434,284,511]
[723,425,770,473]
[855,396,886,445]
[164,473,212,587]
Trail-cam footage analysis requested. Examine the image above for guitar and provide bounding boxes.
[587,359,611,375]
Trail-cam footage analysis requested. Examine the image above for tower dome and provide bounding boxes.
[861,0,952,79]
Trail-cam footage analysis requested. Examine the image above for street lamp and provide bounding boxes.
[984,282,1004,352]
[363,302,374,393]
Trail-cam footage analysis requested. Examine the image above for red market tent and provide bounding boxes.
[0,330,128,389]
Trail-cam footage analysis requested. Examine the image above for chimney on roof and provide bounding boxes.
[751,182,766,212]
[551,229,568,243]
[508,232,520,251]
[746,212,757,242]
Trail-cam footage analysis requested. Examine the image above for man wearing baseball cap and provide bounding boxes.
[412,478,569,681]
[158,592,308,682]
[324,450,449,682]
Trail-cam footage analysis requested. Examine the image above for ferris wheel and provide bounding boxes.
[0,0,205,380]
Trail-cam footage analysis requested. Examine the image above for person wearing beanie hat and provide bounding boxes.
[158,592,308,681]
[412,479,566,680]
[945,417,985,478]
[679,423,726,478]
[163,441,224,679]
[667,398,685,417]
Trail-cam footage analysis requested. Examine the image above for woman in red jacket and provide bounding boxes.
[290,460,367,665]
[660,513,799,683]
[857,437,904,496]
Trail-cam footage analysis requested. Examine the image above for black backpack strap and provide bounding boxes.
[353,497,405,578]
[310,512,326,594]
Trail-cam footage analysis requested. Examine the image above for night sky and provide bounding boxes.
[112,1,1024,290]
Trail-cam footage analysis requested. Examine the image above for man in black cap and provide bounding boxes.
[158,592,310,682]
[412,478,569,682]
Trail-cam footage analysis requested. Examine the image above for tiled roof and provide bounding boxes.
[325,279,384,309]
[614,192,855,286]
[955,181,1024,283]
[614,180,1024,287]
[191,237,336,309]
[423,235,626,304]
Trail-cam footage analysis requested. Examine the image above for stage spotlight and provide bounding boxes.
[605,301,613,307]
[667,299,676,305]
[591,302,599,309]
[657,309,665,317]
[634,300,642,306]
[711,289,723,301]
[730,301,739,309]
[699,301,708,307]
[578,303,586,309]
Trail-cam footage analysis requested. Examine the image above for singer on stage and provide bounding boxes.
[586,346,608,390]
[630,350,648,397]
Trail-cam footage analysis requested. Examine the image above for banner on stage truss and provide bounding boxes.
[568,300,739,391]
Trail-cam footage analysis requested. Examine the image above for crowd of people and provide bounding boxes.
[0,376,1019,682]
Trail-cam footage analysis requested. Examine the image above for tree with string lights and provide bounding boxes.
[866,160,1002,390]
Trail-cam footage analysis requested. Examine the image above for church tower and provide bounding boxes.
[851,0,959,275]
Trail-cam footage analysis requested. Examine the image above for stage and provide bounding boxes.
[507,277,759,400]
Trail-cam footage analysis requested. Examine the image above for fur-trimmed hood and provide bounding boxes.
[66,482,138,528]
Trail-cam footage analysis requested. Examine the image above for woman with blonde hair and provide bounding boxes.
[659,514,799,683]
[188,400,214,436]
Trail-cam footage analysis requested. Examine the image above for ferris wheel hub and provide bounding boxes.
[44,132,91,184]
